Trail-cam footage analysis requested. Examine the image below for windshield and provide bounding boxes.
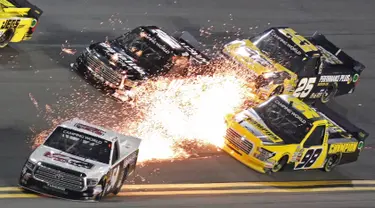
[250,30,310,73]
[114,29,171,73]
[43,127,112,164]
[253,97,313,144]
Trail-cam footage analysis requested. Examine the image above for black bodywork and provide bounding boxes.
[249,27,366,103]
[73,26,210,91]
[313,102,369,165]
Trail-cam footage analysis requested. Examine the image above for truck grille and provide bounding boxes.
[33,163,85,192]
[225,128,253,154]
[86,55,122,85]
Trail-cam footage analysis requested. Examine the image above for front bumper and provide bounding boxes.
[73,51,122,89]
[222,139,275,174]
[18,165,101,201]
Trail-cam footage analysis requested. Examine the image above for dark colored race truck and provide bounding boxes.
[71,25,210,102]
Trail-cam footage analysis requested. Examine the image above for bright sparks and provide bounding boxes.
[29,60,256,163]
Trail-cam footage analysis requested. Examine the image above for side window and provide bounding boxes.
[111,141,119,165]
[304,125,326,147]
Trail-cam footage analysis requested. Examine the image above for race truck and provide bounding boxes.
[71,25,210,102]
[222,94,369,174]
[19,118,142,201]
[0,0,42,48]
[222,27,365,104]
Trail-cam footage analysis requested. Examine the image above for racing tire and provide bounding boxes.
[271,156,288,173]
[320,83,338,104]
[322,154,341,172]
[270,85,284,97]
[0,29,15,48]
[112,165,130,195]
[95,178,108,201]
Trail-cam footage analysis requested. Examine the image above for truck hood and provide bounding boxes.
[29,145,110,179]
[223,40,292,77]
[90,42,148,80]
[235,109,284,145]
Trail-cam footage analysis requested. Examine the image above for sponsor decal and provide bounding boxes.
[179,41,210,64]
[237,47,273,68]
[142,31,173,54]
[270,31,302,55]
[1,19,20,29]
[99,43,145,74]
[63,129,104,144]
[328,142,357,154]
[358,141,364,150]
[74,123,106,136]
[353,74,359,82]
[319,75,351,83]
[245,116,279,141]
[123,151,138,167]
[274,99,307,124]
[44,151,94,169]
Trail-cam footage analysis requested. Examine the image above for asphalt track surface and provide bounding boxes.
[1,0,375,207]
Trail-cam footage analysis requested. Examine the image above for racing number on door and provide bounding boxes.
[293,77,317,98]
[295,148,322,169]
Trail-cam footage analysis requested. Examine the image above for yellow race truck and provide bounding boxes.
[222,27,365,104]
[223,94,369,174]
[0,0,42,48]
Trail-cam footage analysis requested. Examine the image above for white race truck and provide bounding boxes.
[19,118,142,201]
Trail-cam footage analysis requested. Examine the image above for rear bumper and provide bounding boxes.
[18,166,101,201]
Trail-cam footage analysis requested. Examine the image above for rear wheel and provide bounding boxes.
[322,154,341,172]
[113,166,130,195]
[0,29,14,48]
[321,83,338,103]
[271,156,288,173]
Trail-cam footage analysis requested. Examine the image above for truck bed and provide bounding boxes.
[313,102,369,141]
[307,32,365,73]
[5,0,43,19]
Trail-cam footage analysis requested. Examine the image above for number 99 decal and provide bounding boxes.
[293,77,317,98]
[295,148,322,169]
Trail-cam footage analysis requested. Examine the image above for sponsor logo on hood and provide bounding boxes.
[242,117,281,143]
[97,42,146,76]
[44,151,94,169]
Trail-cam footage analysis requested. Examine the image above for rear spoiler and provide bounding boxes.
[173,31,211,65]
[313,102,369,141]
[6,0,43,20]
[308,32,365,74]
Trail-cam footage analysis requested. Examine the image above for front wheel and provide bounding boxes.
[271,156,288,173]
[270,85,284,97]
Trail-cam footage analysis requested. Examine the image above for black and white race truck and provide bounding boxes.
[19,118,142,201]
[71,25,210,102]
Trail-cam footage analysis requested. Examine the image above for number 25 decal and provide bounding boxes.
[295,148,322,169]
[293,77,317,98]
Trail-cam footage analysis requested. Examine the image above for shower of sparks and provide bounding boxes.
[29,56,257,164]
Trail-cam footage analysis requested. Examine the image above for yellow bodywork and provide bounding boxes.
[222,28,318,102]
[0,0,38,46]
[222,95,359,174]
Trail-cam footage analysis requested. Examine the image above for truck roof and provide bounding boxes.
[58,118,142,147]
[273,27,320,56]
[278,95,322,120]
